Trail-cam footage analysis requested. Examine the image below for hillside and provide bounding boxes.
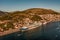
[0,8,60,21]
[24,8,59,14]
[0,8,60,32]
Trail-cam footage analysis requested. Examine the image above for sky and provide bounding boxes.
[0,0,60,12]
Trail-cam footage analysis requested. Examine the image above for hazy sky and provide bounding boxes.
[0,0,60,12]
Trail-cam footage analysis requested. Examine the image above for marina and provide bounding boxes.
[0,21,60,40]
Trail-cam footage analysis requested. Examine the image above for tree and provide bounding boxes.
[31,15,42,21]
[0,22,14,31]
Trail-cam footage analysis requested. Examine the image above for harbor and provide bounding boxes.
[0,21,60,40]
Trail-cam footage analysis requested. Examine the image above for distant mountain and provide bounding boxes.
[0,8,60,21]
[0,11,9,16]
[24,8,59,14]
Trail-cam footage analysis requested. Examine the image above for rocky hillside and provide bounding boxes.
[0,8,60,21]
[0,11,9,16]
[0,8,60,32]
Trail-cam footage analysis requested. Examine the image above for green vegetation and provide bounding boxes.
[0,22,14,31]
[0,15,12,20]
[31,15,42,21]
